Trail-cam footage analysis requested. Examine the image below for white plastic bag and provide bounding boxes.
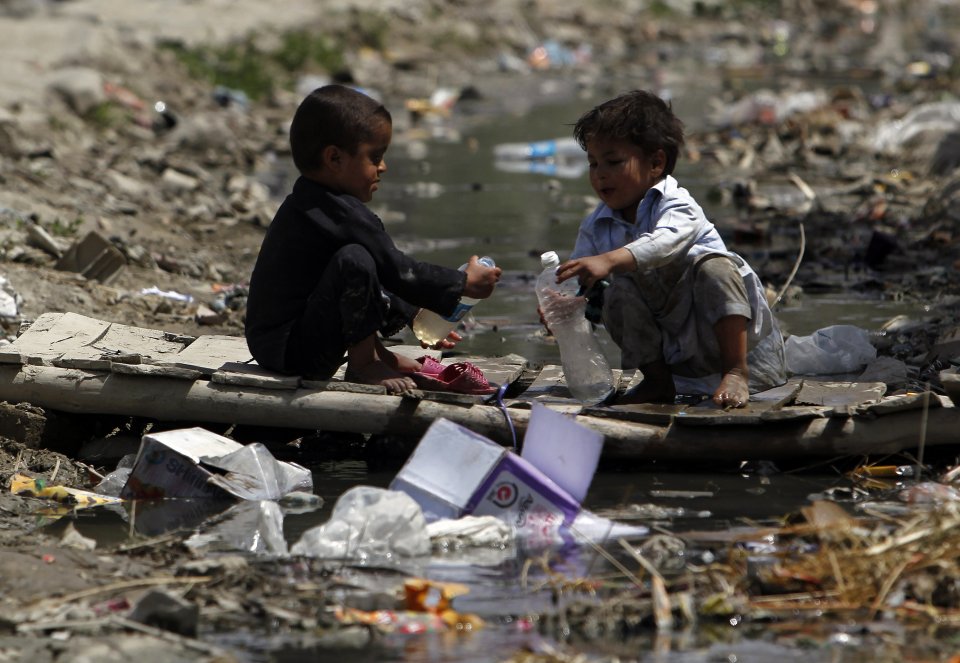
[784,325,876,375]
[291,486,430,564]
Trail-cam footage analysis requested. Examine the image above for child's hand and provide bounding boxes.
[556,255,612,289]
[556,248,632,288]
[462,255,502,299]
[421,330,462,351]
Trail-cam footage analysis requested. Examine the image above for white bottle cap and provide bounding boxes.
[540,251,560,268]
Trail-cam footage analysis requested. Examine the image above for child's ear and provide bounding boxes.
[320,145,341,170]
[651,149,666,175]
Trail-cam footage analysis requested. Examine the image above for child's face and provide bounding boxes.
[585,137,665,221]
[331,119,392,202]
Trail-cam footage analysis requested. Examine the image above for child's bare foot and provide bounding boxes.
[345,360,417,394]
[713,368,749,408]
[616,379,676,405]
[376,345,423,374]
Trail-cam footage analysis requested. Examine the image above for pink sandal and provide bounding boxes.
[415,355,446,377]
[411,361,496,395]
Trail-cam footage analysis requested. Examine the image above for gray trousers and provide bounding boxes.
[602,253,752,380]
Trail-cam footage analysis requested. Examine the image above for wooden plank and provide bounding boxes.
[858,391,944,416]
[159,335,252,375]
[588,378,801,426]
[751,378,803,406]
[522,364,580,403]
[6,312,108,365]
[586,403,688,425]
[759,406,832,422]
[796,380,886,407]
[673,400,767,426]
[4,363,960,461]
[7,312,186,367]
[111,362,203,380]
[213,367,302,390]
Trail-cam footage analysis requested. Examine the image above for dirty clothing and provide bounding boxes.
[245,176,465,378]
[572,175,786,394]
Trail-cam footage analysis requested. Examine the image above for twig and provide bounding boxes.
[566,531,645,590]
[75,460,105,481]
[916,384,930,481]
[49,457,60,483]
[772,220,806,309]
[869,557,910,619]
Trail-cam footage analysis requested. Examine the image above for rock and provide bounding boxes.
[46,67,106,116]
[128,589,199,637]
[160,168,200,192]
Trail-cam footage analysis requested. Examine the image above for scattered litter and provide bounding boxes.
[139,286,194,303]
[10,473,122,507]
[0,275,23,321]
[185,500,287,555]
[291,486,430,564]
[55,230,126,284]
[119,427,312,500]
[390,404,647,548]
[785,325,877,375]
[427,515,513,551]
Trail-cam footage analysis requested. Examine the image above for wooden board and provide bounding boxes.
[157,335,252,375]
[522,364,579,403]
[795,379,886,407]
[2,312,186,367]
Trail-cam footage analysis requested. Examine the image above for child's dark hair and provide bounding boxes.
[290,85,392,174]
[573,90,685,175]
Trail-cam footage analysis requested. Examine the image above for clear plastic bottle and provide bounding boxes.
[413,256,496,346]
[536,251,614,404]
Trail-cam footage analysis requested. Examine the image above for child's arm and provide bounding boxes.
[556,247,634,288]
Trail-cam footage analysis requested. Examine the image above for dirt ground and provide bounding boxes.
[0,0,959,660]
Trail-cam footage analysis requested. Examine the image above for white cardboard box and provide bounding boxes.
[120,427,312,500]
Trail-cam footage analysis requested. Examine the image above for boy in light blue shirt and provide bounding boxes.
[556,90,786,407]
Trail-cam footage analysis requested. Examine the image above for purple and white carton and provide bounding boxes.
[390,404,646,546]
[467,453,581,547]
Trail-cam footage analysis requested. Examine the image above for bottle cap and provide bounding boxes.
[540,251,559,267]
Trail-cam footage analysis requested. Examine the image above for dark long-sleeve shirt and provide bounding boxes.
[245,176,465,370]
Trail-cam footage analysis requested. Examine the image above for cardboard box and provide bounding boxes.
[120,427,312,500]
[390,403,620,547]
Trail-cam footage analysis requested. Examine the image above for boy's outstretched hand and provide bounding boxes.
[556,248,633,288]
[462,255,502,299]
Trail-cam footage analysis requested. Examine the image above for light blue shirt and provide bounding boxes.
[570,174,786,393]
[570,175,727,268]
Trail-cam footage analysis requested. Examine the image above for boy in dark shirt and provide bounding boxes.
[245,85,500,393]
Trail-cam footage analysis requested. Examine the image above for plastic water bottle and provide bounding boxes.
[536,251,614,404]
[493,137,584,161]
[413,256,496,346]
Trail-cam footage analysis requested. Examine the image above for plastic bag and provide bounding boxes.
[784,325,877,375]
[291,486,430,564]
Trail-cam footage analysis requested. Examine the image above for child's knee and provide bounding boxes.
[333,244,376,274]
